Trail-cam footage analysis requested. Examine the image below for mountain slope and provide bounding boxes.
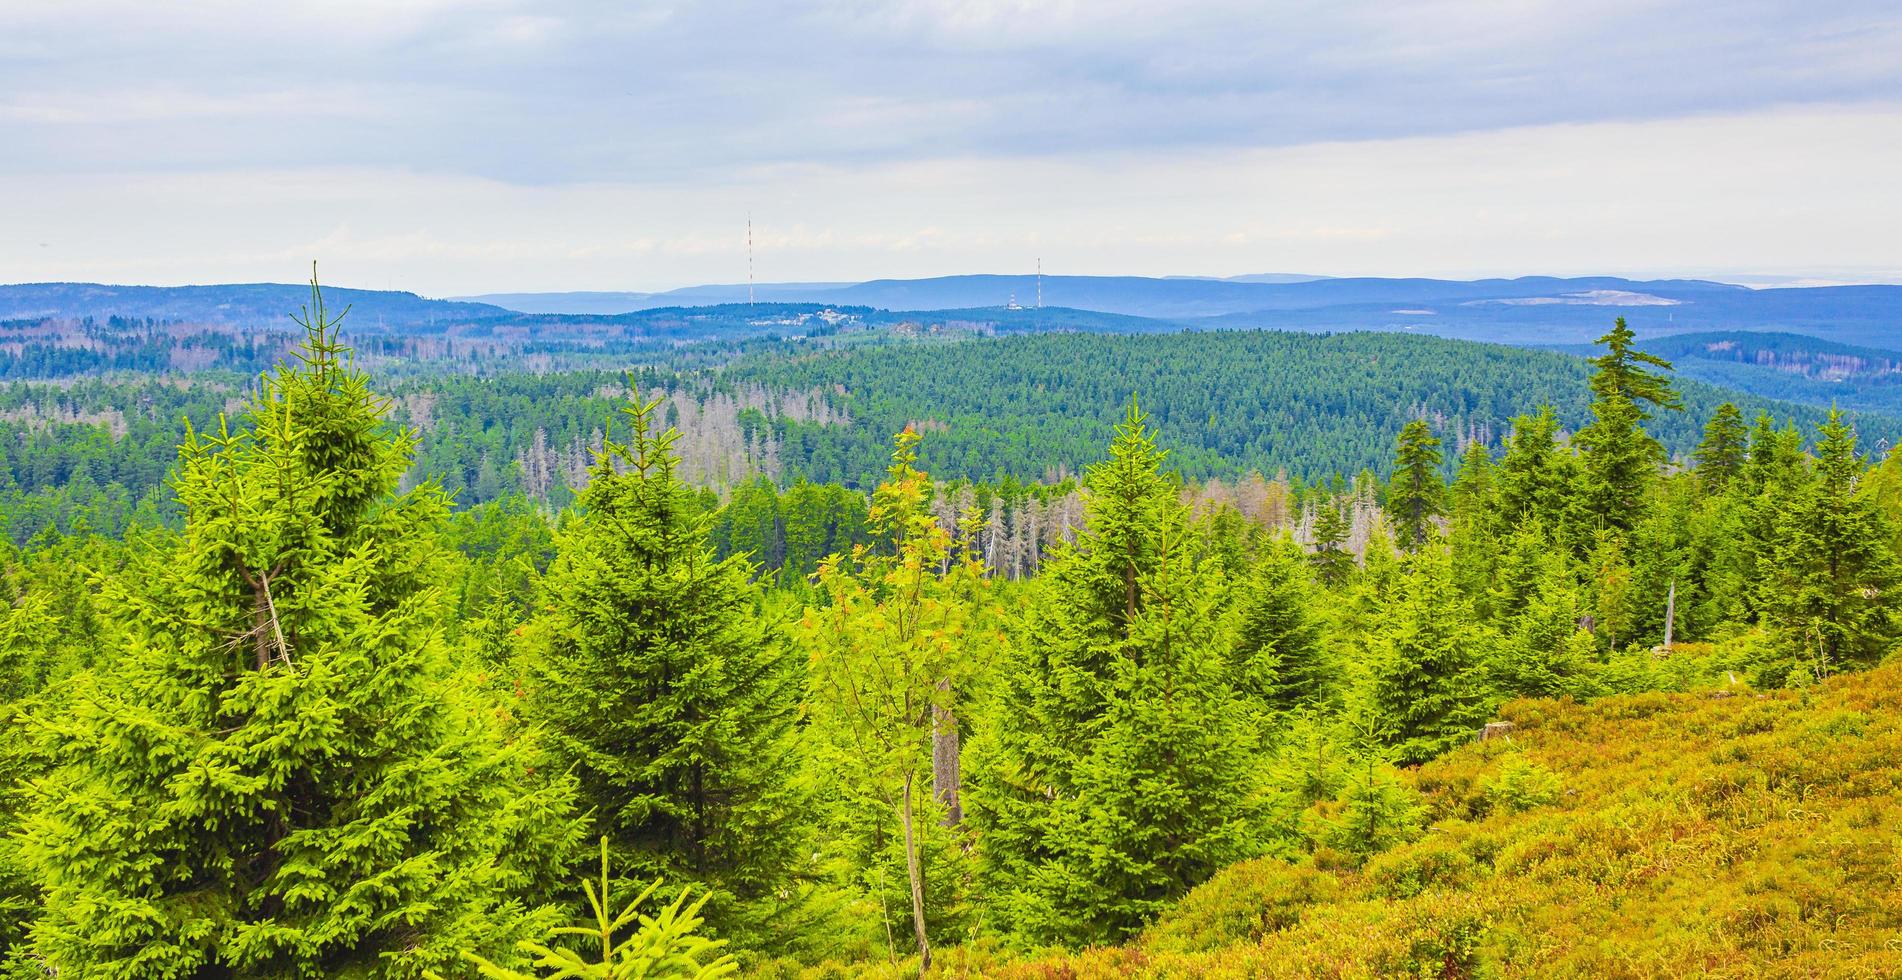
[1005,662,1902,978]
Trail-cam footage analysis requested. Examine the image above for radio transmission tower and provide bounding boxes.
[747,214,755,307]
[1036,258,1042,309]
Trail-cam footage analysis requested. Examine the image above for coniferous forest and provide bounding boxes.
[1,275,1899,978]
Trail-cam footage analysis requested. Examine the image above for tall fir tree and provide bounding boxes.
[1740,412,1806,498]
[1359,544,1491,765]
[1308,498,1354,587]
[1450,440,1497,525]
[968,401,1266,946]
[1587,529,1638,648]
[1488,520,1555,624]
[1491,549,1598,700]
[522,391,806,947]
[1230,535,1335,715]
[1496,406,1579,531]
[1448,440,1505,612]
[1573,318,1680,531]
[1694,402,1749,493]
[1737,413,1810,621]
[1763,409,1900,674]
[1386,419,1445,551]
[1863,442,1902,560]
[20,273,579,978]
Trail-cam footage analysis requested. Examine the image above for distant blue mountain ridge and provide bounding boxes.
[461,274,1746,321]
[470,274,1900,349]
[0,281,510,326]
[5,273,1900,350]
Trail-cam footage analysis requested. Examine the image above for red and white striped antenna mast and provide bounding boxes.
[747,213,755,307]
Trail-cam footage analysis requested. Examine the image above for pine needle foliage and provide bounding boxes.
[1693,401,1748,493]
[1307,502,1354,587]
[1361,544,1493,765]
[1763,408,1900,673]
[1495,406,1579,532]
[1229,535,1334,715]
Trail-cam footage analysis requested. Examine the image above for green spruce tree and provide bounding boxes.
[1573,318,1680,531]
[1491,551,1598,700]
[1359,544,1490,765]
[1448,440,1506,612]
[1495,406,1580,533]
[21,273,579,978]
[969,401,1267,946]
[1694,402,1748,493]
[522,392,805,948]
[1386,419,1445,551]
[1763,409,1900,673]
[1729,412,1803,620]
[1230,535,1334,715]
[1308,498,1354,587]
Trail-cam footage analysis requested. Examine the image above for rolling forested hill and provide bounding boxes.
[0,327,1877,545]
[0,281,508,325]
[1592,331,1902,416]
[15,275,1902,350]
[722,329,1893,486]
[9,278,1902,430]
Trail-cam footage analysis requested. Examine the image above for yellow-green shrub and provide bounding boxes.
[1142,859,1341,953]
[1001,663,1902,978]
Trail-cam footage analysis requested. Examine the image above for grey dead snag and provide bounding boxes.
[1662,579,1676,651]
[1479,721,1516,742]
[931,679,961,827]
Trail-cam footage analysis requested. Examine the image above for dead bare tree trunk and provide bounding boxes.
[931,679,961,827]
[900,772,931,970]
[1662,579,1676,651]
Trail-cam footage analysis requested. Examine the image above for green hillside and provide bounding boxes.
[996,662,1902,978]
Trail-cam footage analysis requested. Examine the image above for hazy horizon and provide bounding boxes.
[5,268,1899,301]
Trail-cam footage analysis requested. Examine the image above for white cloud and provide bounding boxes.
[2,0,1897,184]
[5,104,1899,292]
[1,1,1897,289]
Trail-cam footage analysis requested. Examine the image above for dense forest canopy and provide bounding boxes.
[720,328,1885,485]
[1,280,1900,977]
[0,323,1881,546]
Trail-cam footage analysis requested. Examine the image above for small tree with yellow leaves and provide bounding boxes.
[796,428,995,971]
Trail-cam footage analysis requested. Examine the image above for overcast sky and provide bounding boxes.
[3,0,1900,294]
